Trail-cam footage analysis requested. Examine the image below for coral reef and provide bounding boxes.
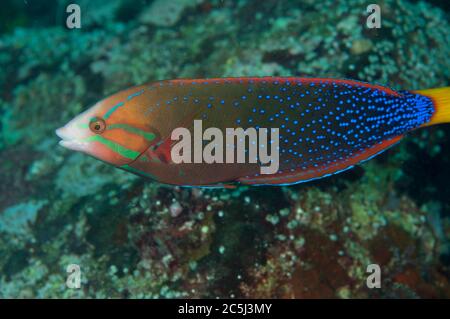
[0,0,449,298]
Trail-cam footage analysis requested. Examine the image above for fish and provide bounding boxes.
[55,77,450,187]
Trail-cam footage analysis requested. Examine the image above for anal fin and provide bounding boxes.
[239,135,404,186]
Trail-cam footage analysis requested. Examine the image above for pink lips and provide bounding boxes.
[55,126,88,151]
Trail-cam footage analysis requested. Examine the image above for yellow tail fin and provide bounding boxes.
[415,87,450,126]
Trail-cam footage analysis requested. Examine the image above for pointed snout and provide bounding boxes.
[55,124,90,152]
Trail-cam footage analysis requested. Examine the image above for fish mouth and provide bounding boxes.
[55,126,89,151]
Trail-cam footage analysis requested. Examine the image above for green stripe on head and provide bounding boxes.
[81,135,141,160]
[103,102,124,119]
[108,124,156,142]
[76,123,156,142]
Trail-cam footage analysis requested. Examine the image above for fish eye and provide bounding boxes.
[89,117,106,134]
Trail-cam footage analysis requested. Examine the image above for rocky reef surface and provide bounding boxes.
[0,0,449,298]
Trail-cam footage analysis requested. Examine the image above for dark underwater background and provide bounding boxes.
[0,0,449,298]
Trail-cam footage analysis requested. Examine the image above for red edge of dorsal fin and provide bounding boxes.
[164,77,400,97]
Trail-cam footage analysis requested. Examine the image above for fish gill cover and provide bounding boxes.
[0,0,449,299]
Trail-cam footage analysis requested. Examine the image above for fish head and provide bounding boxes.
[56,86,159,166]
